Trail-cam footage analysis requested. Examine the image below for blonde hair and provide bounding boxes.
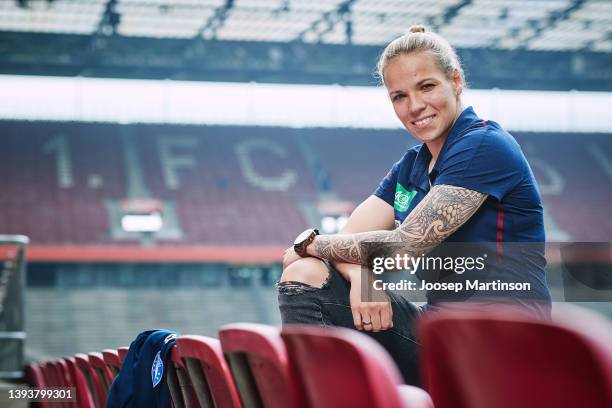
[377,24,465,86]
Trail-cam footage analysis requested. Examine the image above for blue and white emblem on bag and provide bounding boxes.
[151,351,164,387]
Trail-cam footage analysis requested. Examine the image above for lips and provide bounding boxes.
[412,114,435,128]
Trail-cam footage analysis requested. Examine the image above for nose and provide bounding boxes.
[408,93,426,117]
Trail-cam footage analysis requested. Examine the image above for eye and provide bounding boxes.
[422,83,435,91]
[391,94,405,102]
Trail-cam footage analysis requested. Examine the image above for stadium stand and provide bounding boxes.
[2,120,607,361]
[0,121,610,248]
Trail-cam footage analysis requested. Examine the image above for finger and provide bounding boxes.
[370,305,382,332]
[361,311,373,332]
[381,303,393,330]
[352,308,363,330]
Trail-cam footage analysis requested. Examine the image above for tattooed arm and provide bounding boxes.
[306,184,488,264]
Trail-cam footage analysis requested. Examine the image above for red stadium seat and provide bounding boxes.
[53,359,73,408]
[176,335,243,408]
[56,358,73,386]
[44,361,71,408]
[117,346,129,364]
[88,352,115,396]
[167,344,200,408]
[219,323,305,408]
[39,361,58,388]
[75,353,107,407]
[24,363,51,408]
[63,357,95,408]
[44,359,72,408]
[419,304,612,408]
[281,325,433,408]
[24,363,46,387]
[102,349,121,376]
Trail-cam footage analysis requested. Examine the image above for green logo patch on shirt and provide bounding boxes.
[394,183,417,212]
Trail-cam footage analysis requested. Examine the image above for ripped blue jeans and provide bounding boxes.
[277,262,422,386]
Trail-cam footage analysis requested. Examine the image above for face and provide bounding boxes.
[384,51,463,153]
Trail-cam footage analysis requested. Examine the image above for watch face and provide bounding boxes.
[294,229,313,245]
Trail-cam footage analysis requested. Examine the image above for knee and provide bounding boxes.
[280,257,330,288]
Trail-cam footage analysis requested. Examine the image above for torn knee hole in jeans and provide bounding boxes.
[276,274,332,295]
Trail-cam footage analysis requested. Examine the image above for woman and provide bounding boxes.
[277,25,551,385]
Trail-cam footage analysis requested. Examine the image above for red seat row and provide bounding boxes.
[25,304,612,408]
[25,346,128,408]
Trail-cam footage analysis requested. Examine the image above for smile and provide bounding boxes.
[412,114,435,128]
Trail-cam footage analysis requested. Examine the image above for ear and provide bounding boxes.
[452,68,463,96]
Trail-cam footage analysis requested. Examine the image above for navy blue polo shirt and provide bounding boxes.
[374,107,551,311]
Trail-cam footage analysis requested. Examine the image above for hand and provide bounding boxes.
[283,246,302,269]
[348,270,393,332]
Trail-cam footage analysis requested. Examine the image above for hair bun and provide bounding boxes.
[408,25,426,34]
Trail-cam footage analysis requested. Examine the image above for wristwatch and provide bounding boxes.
[293,228,319,257]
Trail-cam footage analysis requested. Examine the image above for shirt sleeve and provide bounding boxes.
[434,129,525,201]
[373,160,400,207]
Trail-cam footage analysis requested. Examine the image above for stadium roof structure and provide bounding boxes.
[2,0,611,50]
[0,0,611,90]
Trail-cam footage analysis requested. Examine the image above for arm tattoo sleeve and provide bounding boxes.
[312,185,487,264]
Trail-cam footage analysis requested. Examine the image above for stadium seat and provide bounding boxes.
[43,361,71,408]
[54,359,71,388]
[75,353,107,407]
[167,344,200,408]
[53,359,74,408]
[176,335,243,408]
[102,349,122,376]
[24,362,45,387]
[63,356,95,408]
[88,352,115,396]
[24,363,51,408]
[118,346,129,364]
[419,304,612,408]
[281,325,433,408]
[39,361,58,388]
[219,323,305,408]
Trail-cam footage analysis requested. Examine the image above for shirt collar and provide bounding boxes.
[410,106,482,191]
